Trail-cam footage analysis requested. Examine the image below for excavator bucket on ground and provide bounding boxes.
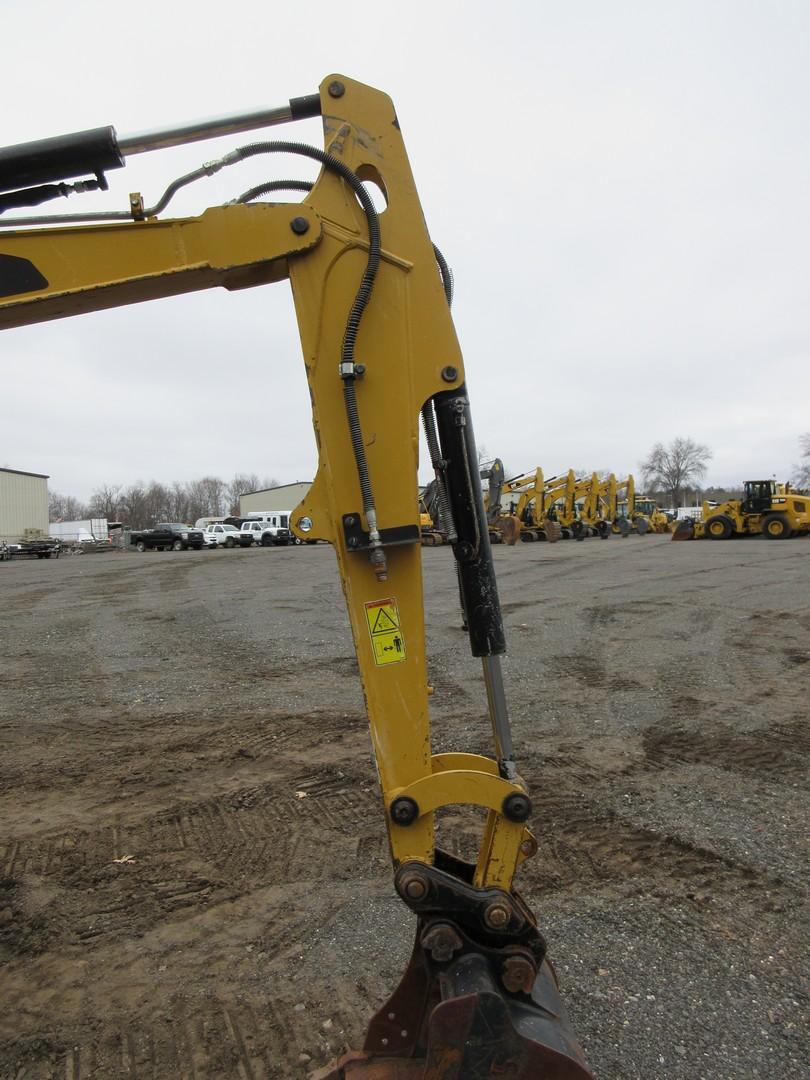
[312,857,592,1080]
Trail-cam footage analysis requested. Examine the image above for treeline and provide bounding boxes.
[49,473,277,531]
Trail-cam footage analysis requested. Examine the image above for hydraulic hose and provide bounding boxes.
[235,179,313,203]
[228,139,386,576]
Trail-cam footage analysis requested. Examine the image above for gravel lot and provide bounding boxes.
[1,535,807,1079]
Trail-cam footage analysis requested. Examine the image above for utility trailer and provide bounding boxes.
[1,538,61,560]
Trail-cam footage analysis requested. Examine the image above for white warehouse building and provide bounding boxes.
[239,481,311,517]
[0,467,49,542]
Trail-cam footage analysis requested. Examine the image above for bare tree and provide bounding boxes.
[227,473,261,514]
[88,484,122,521]
[51,472,284,528]
[641,437,712,508]
[226,473,278,515]
[119,483,149,530]
[49,491,89,522]
[792,433,810,488]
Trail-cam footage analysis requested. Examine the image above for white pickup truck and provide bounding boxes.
[240,516,292,546]
[203,523,251,548]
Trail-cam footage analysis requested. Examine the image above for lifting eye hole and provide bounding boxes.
[356,164,388,213]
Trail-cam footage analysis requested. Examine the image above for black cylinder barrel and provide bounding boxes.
[433,385,506,657]
[0,127,124,193]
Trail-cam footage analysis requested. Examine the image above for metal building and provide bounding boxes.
[240,481,311,517]
[0,467,49,542]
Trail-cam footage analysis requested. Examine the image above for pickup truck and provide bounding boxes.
[130,523,205,551]
[203,523,252,548]
[239,519,292,546]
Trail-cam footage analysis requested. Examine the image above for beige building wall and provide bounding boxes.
[0,468,49,541]
[240,481,311,517]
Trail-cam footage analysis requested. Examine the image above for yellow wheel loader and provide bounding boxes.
[673,480,810,540]
[0,76,591,1079]
[610,477,668,536]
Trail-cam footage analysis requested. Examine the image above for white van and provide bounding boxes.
[247,510,292,530]
[243,511,292,545]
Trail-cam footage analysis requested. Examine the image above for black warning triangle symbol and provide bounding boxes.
[371,607,398,633]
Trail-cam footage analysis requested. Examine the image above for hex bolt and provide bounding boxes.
[501,955,536,995]
[328,80,345,98]
[483,902,511,930]
[290,216,310,235]
[441,365,458,383]
[398,870,429,902]
[344,515,355,527]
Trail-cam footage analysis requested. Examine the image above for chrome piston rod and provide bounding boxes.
[117,95,321,157]
[482,654,517,780]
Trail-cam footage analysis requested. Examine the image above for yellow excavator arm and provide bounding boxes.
[0,76,591,1079]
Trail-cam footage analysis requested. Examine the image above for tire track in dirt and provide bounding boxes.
[2,957,379,1078]
[517,755,797,906]
[642,716,810,786]
[2,770,384,952]
[3,1000,298,1080]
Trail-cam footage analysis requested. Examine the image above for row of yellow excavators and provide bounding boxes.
[421,461,670,546]
[421,467,810,547]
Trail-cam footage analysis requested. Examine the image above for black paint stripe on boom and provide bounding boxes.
[0,254,48,298]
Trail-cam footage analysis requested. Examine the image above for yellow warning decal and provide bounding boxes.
[364,597,407,666]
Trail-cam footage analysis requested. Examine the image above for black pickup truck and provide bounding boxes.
[130,523,205,552]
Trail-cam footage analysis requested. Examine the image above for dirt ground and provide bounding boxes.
[1,535,808,1080]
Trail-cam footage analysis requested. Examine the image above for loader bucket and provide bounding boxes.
[312,923,593,1080]
[671,520,694,541]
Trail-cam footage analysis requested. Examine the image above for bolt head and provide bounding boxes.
[502,792,532,823]
[290,216,310,235]
[501,955,536,994]
[390,796,419,826]
[328,80,345,98]
[484,902,511,929]
[441,365,459,383]
[400,872,429,901]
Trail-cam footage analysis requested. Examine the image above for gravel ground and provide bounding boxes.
[0,534,807,1079]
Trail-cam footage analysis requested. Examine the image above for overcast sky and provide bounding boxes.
[2,1,809,500]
